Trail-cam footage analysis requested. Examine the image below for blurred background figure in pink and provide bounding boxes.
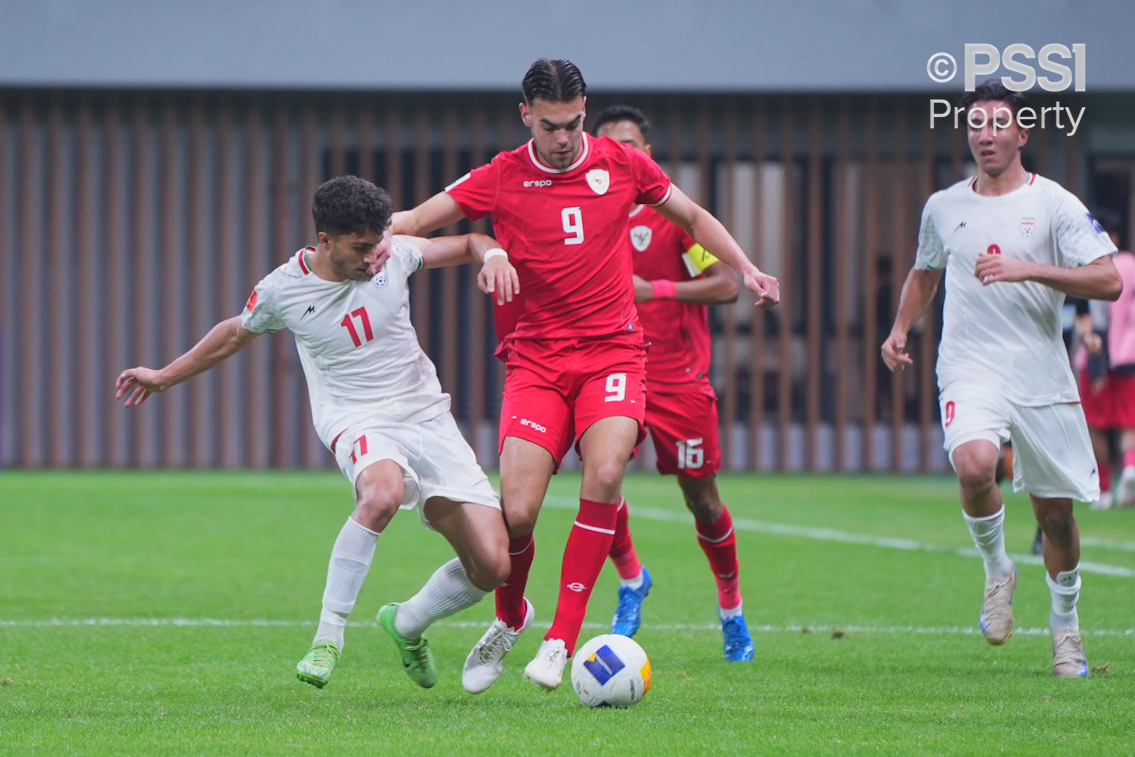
[1073,213,1135,510]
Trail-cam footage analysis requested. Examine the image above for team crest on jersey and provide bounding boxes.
[586,168,610,195]
[630,225,652,252]
[372,270,388,288]
[1019,216,1036,238]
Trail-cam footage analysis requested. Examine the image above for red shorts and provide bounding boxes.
[1080,368,1135,429]
[498,334,647,466]
[645,380,722,478]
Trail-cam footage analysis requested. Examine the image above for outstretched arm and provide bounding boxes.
[633,260,740,305]
[392,192,467,236]
[881,267,944,373]
[654,186,779,309]
[973,253,1122,301]
[407,232,519,305]
[116,316,261,406]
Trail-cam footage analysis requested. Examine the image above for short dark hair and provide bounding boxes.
[592,104,651,140]
[311,176,392,236]
[958,79,1029,120]
[521,58,586,106]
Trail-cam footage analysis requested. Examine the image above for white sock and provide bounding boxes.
[963,507,1014,580]
[313,517,380,647]
[620,572,644,590]
[720,602,743,619]
[1047,568,1081,632]
[394,557,488,639]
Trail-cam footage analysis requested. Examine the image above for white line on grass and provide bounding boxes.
[542,497,1135,579]
[9,498,1132,636]
[1080,535,1135,553]
[3,617,1133,637]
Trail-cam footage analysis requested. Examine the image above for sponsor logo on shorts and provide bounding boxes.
[566,582,587,592]
[520,418,547,433]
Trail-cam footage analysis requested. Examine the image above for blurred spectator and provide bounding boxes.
[1073,218,1135,509]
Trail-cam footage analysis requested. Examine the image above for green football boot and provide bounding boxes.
[296,640,342,688]
[377,603,437,688]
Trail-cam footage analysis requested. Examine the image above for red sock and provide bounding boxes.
[1100,464,1112,493]
[495,534,534,629]
[547,498,618,654]
[609,498,643,580]
[697,507,742,611]
[1124,450,1135,469]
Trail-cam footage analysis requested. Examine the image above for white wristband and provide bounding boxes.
[482,248,508,262]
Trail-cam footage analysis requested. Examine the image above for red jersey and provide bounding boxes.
[448,133,672,341]
[628,205,713,386]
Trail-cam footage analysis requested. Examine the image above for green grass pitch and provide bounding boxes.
[2,471,1134,755]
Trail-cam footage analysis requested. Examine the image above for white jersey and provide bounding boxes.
[916,173,1116,405]
[241,236,450,448]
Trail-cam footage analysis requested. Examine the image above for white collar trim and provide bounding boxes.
[526,133,591,174]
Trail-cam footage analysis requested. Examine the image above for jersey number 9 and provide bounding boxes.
[562,207,584,245]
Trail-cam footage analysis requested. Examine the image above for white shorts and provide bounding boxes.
[940,381,1098,501]
[332,412,500,527]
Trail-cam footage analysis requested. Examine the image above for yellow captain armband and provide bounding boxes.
[681,244,719,277]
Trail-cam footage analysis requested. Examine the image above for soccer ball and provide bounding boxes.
[570,633,651,708]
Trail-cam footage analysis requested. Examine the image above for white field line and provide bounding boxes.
[6,496,1133,635]
[542,497,1135,579]
[1080,535,1135,553]
[2,617,1133,637]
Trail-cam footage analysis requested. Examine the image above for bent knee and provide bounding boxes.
[583,461,627,498]
[501,499,540,538]
[354,488,403,530]
[471,556,512,591]
[681,494,719,522]
[953,449,999,494]
[956,466,997,495]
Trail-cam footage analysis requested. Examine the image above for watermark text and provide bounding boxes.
[929,100,1085,137]
[927,43,1086,92]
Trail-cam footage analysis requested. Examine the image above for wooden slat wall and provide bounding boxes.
[804,97,823,471]
[718,100,739,470]
[832,99,851,471]
[747,105,768,471]
[889,102,911,472]
[5,88,1091,472]
[861,102,882,472]
[777,102,795,469]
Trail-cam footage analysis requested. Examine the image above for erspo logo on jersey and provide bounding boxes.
[520,418,547,433]
[523,180,553,188]
[925,43,1087,137]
